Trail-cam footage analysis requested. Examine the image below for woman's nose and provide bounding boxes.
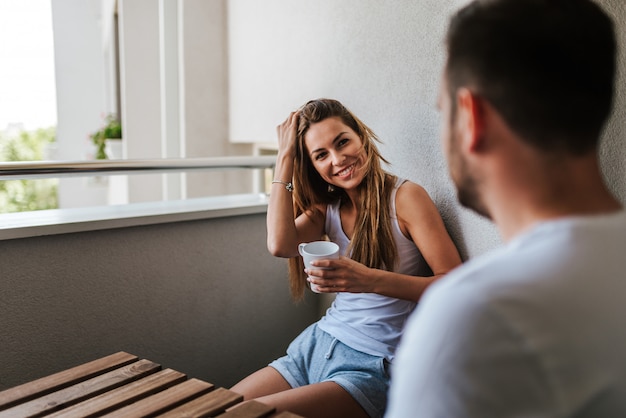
[331,152,345,166]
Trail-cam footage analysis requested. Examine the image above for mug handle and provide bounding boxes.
[298,243,306,256]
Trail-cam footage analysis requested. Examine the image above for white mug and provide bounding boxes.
[298,241,340,293]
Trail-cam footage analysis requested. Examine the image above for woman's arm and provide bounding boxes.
[307,182,462,301]
[267,112,325,258]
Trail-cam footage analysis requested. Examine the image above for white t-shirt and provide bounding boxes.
[386,211,626,418]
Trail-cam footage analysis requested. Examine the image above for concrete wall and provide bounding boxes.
[228,0,626,259]
[0,213,319,390]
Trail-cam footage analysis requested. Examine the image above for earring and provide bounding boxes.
[328,184,335,193]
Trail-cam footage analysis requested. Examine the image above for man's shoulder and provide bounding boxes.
[415,250,511,325]
[416,240,542,325]
[419,210,626,327]
[432,210,626,292]
[426,246,513,296]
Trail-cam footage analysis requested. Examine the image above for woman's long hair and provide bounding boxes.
[288,98,397,301]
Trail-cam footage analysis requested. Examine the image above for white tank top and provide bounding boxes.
[317,178,432,360]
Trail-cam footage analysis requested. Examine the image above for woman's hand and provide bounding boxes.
[276,111,299,160]
[306,256,379,294]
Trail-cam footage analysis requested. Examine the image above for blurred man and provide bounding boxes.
[386,0,626,416]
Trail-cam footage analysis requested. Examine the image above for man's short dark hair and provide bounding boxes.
[445,0,616,154]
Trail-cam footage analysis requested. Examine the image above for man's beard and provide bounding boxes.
[448,134,492,220]
[456,173,491,220]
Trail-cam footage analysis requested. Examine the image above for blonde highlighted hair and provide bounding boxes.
[288,99,397,301]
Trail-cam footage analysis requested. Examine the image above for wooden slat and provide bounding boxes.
[0,359,160,418]
[45,368,187,418]
[270,412,305,418]
[99,378,214,417]
[0,352,137,411]
[158,387,243,418]
[220,400,276,418]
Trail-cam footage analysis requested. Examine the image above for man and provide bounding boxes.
[386,0,625,417]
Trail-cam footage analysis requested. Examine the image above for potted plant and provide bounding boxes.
[91,114,122,159]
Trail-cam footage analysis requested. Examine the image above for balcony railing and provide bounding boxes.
[0,156,278,241]
[0,156,277,180]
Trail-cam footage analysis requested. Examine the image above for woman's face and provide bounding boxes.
[303,116,366,191]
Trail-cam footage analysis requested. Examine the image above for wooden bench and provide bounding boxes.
[0,352,302,417]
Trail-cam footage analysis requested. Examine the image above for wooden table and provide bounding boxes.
[0,352,302,418]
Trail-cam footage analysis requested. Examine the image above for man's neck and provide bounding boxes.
[488,153,622,242]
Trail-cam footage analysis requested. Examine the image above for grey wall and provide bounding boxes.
[228,0,626,259]
[600,1,626,206]
[0,213,319,390]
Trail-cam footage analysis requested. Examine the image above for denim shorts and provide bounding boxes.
[269,323,390,418]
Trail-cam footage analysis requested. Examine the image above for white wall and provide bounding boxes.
[118,0,163,203]
[52,0,109,208]
[180,0,253,198]
[228,0,626,259]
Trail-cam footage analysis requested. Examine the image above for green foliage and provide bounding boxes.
[91,114,122,159]
[0,126,59,213]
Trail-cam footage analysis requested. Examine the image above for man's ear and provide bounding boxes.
[455,88,486,153]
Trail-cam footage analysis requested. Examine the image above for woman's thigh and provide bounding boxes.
[255,380,369,418]
[231,366,292,399]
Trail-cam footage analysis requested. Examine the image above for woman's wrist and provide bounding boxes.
[276,149,295,164]
[274,152,295,182]
[271,180,293,192]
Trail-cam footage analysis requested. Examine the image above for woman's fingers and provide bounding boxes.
[276,111,299,148]
[277,111,299,130]
[307,276,340,292]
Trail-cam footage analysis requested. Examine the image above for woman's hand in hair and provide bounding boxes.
[276,111,299,160]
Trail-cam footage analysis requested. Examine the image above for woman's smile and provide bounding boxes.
[334,162,356,178]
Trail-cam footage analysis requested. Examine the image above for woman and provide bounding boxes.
[231,99,461,418]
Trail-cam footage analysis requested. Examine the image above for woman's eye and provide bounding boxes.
[337,138,348,147]
[314,152,327,161]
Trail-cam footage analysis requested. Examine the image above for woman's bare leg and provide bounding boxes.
[231,366,370,418]
[231,366,292,399]
[255,381,369,418]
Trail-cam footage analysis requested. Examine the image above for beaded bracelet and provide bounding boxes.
[271,180,293,192]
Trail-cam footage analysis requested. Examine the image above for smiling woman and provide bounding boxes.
[231,98,462,418]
